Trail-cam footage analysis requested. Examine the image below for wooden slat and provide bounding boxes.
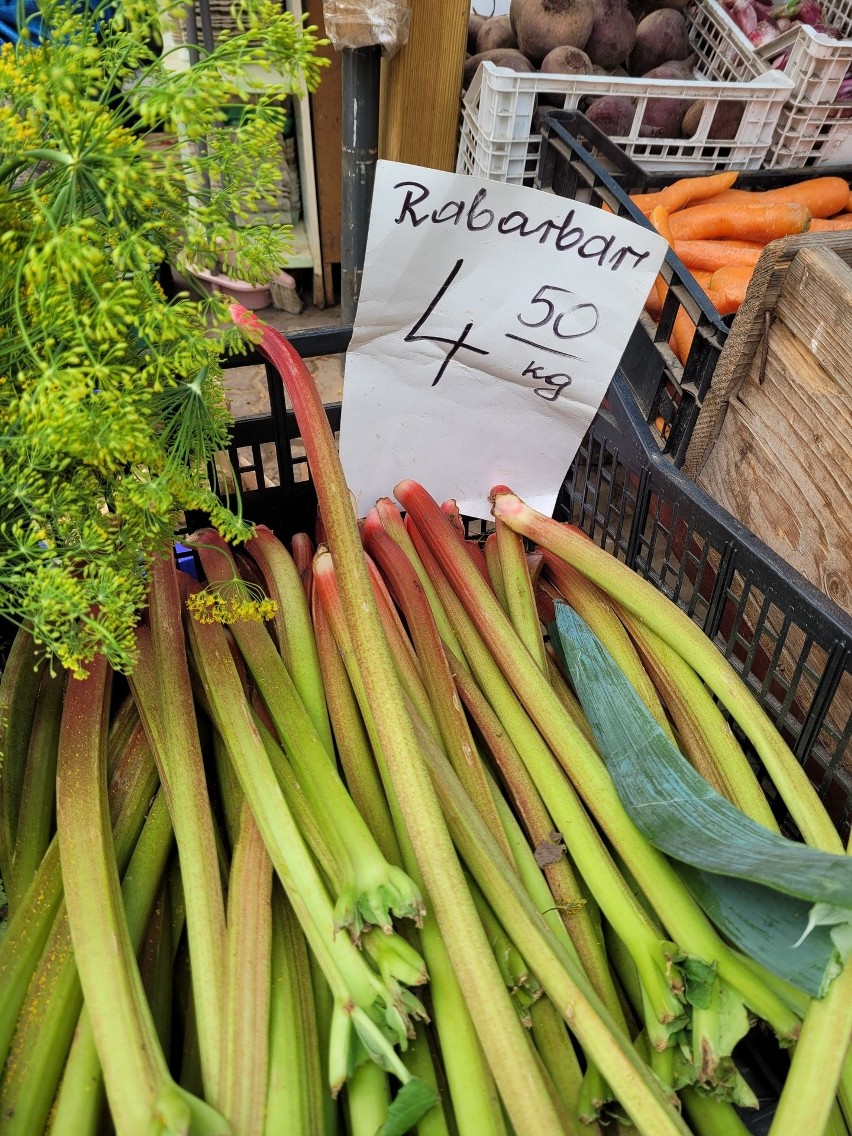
[306,0,342,270]
[380,0,469,171]
[775,246,852,387]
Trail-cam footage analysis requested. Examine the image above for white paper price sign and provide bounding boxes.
[339,161,667,520]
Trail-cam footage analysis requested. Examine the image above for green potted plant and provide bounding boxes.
[0,0,326,675]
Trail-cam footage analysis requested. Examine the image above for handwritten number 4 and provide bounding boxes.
[404,258,489,387]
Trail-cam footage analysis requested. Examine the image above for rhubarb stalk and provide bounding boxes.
[231,304,573,1136]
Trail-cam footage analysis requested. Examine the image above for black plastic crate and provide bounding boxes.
[536,110,852,466]
[216,325,852,849]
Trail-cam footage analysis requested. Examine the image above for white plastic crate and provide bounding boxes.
[458,26,793,182]
[696,0,852,105]
[692,0,852,165]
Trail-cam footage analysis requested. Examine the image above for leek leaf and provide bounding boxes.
[550,603,852,997]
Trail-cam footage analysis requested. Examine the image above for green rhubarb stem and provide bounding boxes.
[399,481,800,1040]
[185,595,427,1089]
[485,534,510,615]
[373,496,466,664]
[540,551,675,743]
[401,1025,452,1136]
[363,511,513,862]
[139,885,174,1059]
[291,531,315,600]
[57,654,230,1136]
[129,555,227,1104]
[529,995,587,1125]
[680,1087,752,1135]
[243,525,334,757]
[345,1062,391,1136]
[220,802,273,1136]
[616,605,777,826]
[308,954,338,1136]
[449,650,622,1024]
[0,716,154,1074]
[9,667,64,911]
[407,698,690,1136]
[0,628,46,904]
[0,729,163,1135]
[310,554,517,1136]
[211,730,245,851]
[496,518,550,675]
[266,885,326,1136]
[468,874,540,1023]
[51,787,174,1136]
[193,530,422,939]
[404,512,684,1032]
[311,588,401,865]
[491,490,842,854]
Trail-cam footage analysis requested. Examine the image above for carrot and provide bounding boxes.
[645,282,662,320]
[648,206,695,364]
[685,177,850,219]
[669,202,811,243]
[847,192,852,212]
[706,264,754,316]
[809,214,852,231]
[673,239,763,273]
[629,171,738,215]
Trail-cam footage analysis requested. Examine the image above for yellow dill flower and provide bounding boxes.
[186,576,278,626]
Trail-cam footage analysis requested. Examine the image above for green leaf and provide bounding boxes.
[549,603,852,996]
[680,957,716,1010]
[379,1077,439,1136]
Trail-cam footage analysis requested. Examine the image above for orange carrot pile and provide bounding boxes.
[629,171,852,365]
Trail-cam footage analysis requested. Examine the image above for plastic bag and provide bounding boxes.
[322,0,411,57]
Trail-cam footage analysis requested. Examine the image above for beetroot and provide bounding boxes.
[540,44,594,72]
[463,49,536,89]
[476,15,518,52]
[630,9,690,75]
[642,55,696,79]
[468,13,485,54]
[584,0,636,68]
[510,0,595,65]
[682,99,746,138]
[585,95,637,135]
[640,95,690,136]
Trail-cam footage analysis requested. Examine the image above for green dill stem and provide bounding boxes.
[129,556,227,1105]
[9,666,64,912]
[0,628,45,904]
[193,532,422,938]
[311,591,400,865]
[51,788,174,1136]
[266,885,326,1136]
[311,557,513,1136]
[345,1062,391,1136]
[0,725,162,1135]
[540,553,675,742]
[495,518,550,675]
[400,482,800,1040]
[404,514,679,1029]
[484,533,510,613]
[219,802,273,1136]
[491,491,841,854]
[450,653,622,1023]
[615,606,777,826]
[407,700,691,1136]
[244,525,334,756]
[363,513,512,862]
[184,598,424,1087]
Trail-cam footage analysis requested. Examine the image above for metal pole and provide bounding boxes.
[341,44,381,324]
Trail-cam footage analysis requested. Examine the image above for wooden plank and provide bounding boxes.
[380,0,469,171]
[287,0,326,307]
[306,0,342,270]
[700,319,852,613]
[775,246,852,388]
[683,231,852,478]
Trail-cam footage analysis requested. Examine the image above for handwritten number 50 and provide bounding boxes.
[518,285,598,340]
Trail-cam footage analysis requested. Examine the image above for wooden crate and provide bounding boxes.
[684,233,852,752]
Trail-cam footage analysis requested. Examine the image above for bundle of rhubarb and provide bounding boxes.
[635,170,852,362]
[1,309,851,1136]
